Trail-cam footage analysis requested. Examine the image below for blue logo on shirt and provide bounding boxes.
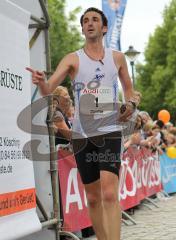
[93,73,105,81]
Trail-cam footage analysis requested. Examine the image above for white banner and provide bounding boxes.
[0,1,41,239]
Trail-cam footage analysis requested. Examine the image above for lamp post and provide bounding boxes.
[124,46,140,86]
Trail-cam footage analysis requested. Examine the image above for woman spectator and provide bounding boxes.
[52,86,72,146]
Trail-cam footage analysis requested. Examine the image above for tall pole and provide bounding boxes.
[130,61,135,86]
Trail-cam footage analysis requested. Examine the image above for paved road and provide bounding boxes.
[121,193,176,240]
[84,193,176,240]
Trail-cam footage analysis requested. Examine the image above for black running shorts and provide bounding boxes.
[72,131,122,184]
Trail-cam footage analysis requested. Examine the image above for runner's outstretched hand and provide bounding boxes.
[26,67,45,85]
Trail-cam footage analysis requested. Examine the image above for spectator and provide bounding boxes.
[52,86,72,145]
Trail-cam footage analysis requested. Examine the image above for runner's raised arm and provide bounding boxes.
[26,53,77,96]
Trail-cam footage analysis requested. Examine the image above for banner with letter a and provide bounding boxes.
[58,150,92,232]
[0,1,41,239]
[102,0,127,50]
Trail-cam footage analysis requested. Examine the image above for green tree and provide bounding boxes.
[136,0,176,122]
[48,0,83,91]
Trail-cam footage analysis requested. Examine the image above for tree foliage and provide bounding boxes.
[48,0,83,91]
[136,0,176,122]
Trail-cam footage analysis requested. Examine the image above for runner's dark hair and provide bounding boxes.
[80,7,108,30]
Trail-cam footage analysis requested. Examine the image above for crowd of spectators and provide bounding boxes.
[51,87,176,155]
[124,110,176,154]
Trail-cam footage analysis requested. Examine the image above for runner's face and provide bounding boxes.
[82,11,107,39]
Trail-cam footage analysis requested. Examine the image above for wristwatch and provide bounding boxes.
[128,100,137,110]
[120,104,127,114]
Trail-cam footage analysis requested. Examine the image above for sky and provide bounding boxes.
[66,0,171,63]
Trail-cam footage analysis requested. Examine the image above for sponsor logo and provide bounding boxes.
[93,73,105,81]
[82,88,111,94]
[95,67,101,72]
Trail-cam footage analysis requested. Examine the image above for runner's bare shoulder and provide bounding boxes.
[64,52,79,66]
[66,52,79,79]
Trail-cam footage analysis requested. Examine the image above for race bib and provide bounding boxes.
[80,86,116,116]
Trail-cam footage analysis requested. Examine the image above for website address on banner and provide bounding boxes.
[0,188,36,217]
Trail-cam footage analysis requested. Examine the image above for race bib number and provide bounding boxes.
[80,86,116,116]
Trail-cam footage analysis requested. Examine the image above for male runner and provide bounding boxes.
[27,7,138,240]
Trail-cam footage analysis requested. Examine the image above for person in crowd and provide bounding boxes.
[164,131,176,148]
[124,132,141,149]
[165,121,173,131]
[52,86,74,240]
[52,86,72,145]
[168,126,176,138]
[139,111,152,125]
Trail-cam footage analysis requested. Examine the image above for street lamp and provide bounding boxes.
[124,46,140,86]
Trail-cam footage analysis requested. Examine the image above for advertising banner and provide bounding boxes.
[160,153,176,193]
[58,150,92,232]
[102,0,127,50]
[0,1,41,239]
[58,147,162,231]
[120,147,162,210]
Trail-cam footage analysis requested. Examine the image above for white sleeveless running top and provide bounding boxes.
[72,48,120,139]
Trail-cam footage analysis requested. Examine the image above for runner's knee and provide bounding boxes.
[102,189,117,204]
[86,192,102,208]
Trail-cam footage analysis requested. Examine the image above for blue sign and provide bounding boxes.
[102,0,127,50]
[160,153,176,193]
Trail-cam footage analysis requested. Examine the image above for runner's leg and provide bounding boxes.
[84,179,107,240]
[101,171,121,240]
